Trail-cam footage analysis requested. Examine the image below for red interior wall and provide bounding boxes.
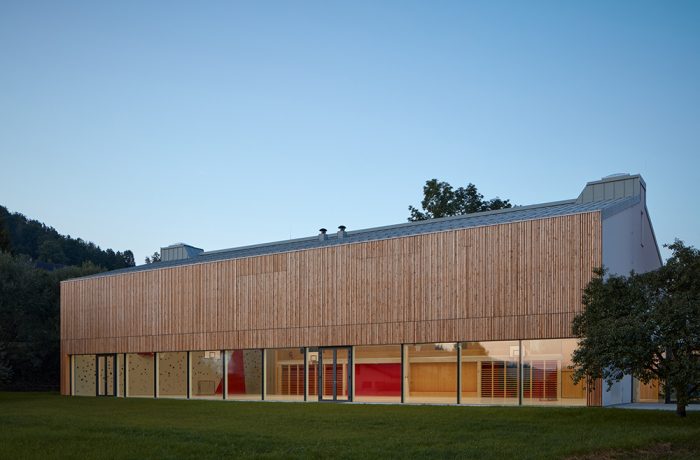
[355,363,401,396]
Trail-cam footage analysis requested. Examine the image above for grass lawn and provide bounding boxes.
[1,393,699,459]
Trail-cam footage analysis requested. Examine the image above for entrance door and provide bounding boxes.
[318,347,352,402]
[96,354,116,397]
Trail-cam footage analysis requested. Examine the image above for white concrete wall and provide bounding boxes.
[600,199,662,406]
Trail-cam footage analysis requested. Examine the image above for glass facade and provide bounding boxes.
[226,349,263,400]
[265,348,305,401]
[190,351,224,399]
[126,353,154,398]
[461,341,519,405]
[405,343,458,404]
[73,355,96,396]
[72,339,592,406]
[633,378,664,403]
[158,352,187,398]
[353,345,401,403]
[521,339,586,406]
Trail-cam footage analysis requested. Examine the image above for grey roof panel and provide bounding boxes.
[73,195,639,280]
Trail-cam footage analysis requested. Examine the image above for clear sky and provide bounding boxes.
[1,1,698,264]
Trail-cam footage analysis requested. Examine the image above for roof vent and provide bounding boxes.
[337,225,347,239]
[576,173,646,204]
[160,243,204,262]
[318,228,328,241]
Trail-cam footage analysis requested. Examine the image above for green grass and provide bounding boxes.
[1,393,699,459]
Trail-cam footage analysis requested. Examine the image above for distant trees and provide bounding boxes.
[572,241,700,417]
[0,205,135,270]
[408,179,512,221]
[145,251,161,264]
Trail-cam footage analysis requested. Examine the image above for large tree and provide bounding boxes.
[572,240,700,417]
[408,179,512,221]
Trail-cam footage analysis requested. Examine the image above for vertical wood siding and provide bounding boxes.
[59,212,602,394]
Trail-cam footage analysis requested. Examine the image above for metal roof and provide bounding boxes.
[74,195,639,280]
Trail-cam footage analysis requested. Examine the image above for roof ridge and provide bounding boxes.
[66,196,636,281]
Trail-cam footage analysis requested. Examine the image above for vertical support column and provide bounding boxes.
[332,349,337,401]
[349,346,355,402]
[70,355,74,397]
[112,354,117,398]
[124,354,128,398]
[456,342,462,405]
[303,347,308,402]
[518,340,522,406]
[186,351,191,400]
[261,349,266,401]
[115,354,120,398]
[95,355,99,397]
[154,353,158,399]
[401,344,406,404]
[317,349,323,401]
[222,350,228,400]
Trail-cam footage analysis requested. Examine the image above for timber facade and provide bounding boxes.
[60,174,661,407]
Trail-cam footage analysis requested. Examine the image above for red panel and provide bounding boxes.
[227,350,247,395]
[355,363,401,396]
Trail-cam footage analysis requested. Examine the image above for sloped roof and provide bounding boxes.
[74,195,639,280]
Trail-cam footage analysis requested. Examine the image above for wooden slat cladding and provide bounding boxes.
[61,212,601,357]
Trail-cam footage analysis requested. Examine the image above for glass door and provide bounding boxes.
[318,347,352,402]
[96,354,116,397]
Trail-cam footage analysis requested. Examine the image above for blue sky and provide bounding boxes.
[1,1,698,264]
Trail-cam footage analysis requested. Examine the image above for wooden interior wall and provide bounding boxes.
[60,212,602,394]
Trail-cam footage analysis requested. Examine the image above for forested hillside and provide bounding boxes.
[0,206,135,390]
[0,205,134,269]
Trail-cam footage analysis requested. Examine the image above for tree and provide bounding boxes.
[572,240,700,417]
[408,179,512,221]
[145,251,161,264]
[0,215,10,253]
[120,250,135,267]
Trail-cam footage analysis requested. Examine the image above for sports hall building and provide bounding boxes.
[60,174,661,406]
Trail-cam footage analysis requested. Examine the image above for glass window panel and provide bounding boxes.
[318,348,350,401]
[190,351,224,399]
[521,339,586,406]
[354,345,401,403]
[117,354,125,397]
[73,355,96,396]
[226,349,262,400]
[307,348,319,400]
[405,343,458,404]
[460,341,519,405]
[265,348,305,401]
[97,356,106,396]
[127,353,154,398]
[634,377,665,403]
[105,355,115,396]
[158,352,187,398]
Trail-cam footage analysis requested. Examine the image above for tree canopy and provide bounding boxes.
[572,240,700,416]
[408,179,512,221]
[145,251,161,264]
